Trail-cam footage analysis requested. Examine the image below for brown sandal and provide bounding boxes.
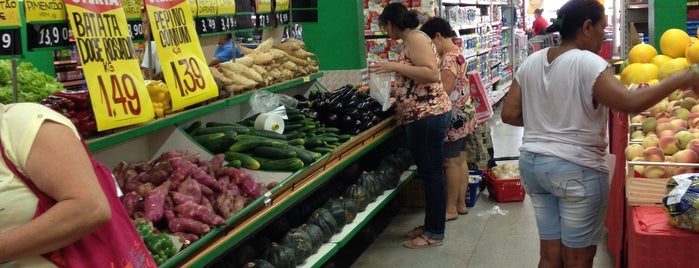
[403,234,444,249]
[405,226,424,239]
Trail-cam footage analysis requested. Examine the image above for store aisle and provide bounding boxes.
[351,106,616,268]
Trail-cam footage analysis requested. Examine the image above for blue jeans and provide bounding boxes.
[519,151,609,248]
[404,112,451,240]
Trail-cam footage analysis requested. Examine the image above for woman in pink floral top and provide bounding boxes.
[370,3,452,249]
[422,17,477,221]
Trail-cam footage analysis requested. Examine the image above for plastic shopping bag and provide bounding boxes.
[369,72,392,111]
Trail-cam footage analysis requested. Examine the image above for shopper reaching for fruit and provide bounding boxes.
[421,17,476,221]
[0,103,156,267]
[369,3,452,249]
[501,0,699,267]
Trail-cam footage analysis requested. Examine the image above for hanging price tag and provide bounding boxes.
[275,0,290,25]
[255,0,272,28]
[123,0,145,41]
[194,0,218,34]
[234,0,253,30]
[27,22,71,49]
[24,0,66,23]
[217,0,234,32]
[145,0,218,110]
[65,0,155,131]
[0,29,22,56]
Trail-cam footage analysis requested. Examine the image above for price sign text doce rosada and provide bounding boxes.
[145,0,218,110]
[65,0,155,131]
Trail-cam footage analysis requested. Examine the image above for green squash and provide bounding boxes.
[299,223,324,253]
[306,208,338,242]
[358,171,383,202]
[280,227,314,264]
[340,196,359,223]
[323,198,347,229]
[261,242,297,268]
[240,259,275,268]
[377,165,400,190]
[345,184,369,211]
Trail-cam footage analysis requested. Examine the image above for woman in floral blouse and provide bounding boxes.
[370,3,452,249]
[422,17,477,221]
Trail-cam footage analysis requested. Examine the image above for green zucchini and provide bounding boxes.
[184,121,202,134]
[271,144,318,165]
[315,136,339,144]
[296,125,316,133]
[283,131,306,140]
[255,157,305,171]
[228,139,286,152]
[286,113,306,122]
[304,138,327,149]
[205,121,234,128]
[284,123,304,132]
[247,129,288,140]
[195,126,238,135]
[287,138,305,146]
[193,132,226,145]
[226,159,242,168]
[316,127,340,134]
[337,134,353,142]
[253,146,297,159]
[312,146,334,154]
[223,152,260,170]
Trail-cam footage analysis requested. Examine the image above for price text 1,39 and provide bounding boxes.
[170,57,206,97]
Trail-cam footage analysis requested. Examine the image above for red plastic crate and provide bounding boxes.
[484,170,525,203]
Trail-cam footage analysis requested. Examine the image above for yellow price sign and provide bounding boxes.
[24,0,67,23]
[122,0,143,19]
[275,0,289,11]
[196,0,216,17]
[216,0,234,15]
[65,0,155,131]
[0,0,21,27]
[256,0,271,13]
[145,0,218,110]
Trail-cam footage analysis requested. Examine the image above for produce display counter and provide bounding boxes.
[171,117,399,267]
[86,73,324,151]
[626,205,699,268]
[301,170,416,268]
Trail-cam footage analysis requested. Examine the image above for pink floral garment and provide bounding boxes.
[442,49,476,141]
[393,32,452,125]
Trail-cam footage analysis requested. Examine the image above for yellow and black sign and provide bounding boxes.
[66,0,155,131]
[144,0,218,111]
[0,0,22,56]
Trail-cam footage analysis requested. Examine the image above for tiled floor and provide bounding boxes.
[351,106,616,268]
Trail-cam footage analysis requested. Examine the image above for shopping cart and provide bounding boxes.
[527,34,559,55]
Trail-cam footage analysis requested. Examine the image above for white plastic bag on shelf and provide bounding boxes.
[245,90,298,119]
[368,72,392,111]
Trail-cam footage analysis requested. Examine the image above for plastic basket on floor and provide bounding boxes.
[484,169,525,203]
[466,171,483,207]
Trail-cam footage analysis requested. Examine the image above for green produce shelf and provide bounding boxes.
[175,119,397,267]
[301,170,416,268]
[86,72,323,152]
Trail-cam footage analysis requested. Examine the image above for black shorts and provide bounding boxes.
[444,137,466,158]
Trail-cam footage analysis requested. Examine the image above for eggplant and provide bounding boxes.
[312,99,328,112]
[326,113,339,125]
[329,101,344,111]
[363,121,375,130]
[356,100,371,110]
[302,108,319,120]
[342,115,354,125]
[296,100,310,109]
[294,94,308,101]
[344,108,360,118]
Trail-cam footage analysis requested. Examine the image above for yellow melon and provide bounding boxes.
[691,37,699,45]
[660,29,691,58]
[658,58,689,79]
[651,54,673,68]
[687,43,699,64]
[629,44,658,64]
[621,63,659,85]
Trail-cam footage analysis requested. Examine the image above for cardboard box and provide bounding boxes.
[467,73,494,124]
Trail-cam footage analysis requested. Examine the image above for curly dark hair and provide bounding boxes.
[379,3,420,31]
[421,17,457,39]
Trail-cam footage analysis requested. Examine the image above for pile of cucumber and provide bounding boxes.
[183,107,352,172]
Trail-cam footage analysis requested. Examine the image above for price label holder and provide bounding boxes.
[123,0,145,41]
[194,0,219,35]
[275,0,290,26]
[145,0,218,111]
[290,0,318,23]
[0,0,22,56]
[66,0,155,131]
[216,0,235,33]
[0,28,22,56]
[255,0,273,28]
[127,20,145,41]
[27,22,72,50]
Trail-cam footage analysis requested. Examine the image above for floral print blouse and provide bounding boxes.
[393,32,452,125]
[442,48,476,141]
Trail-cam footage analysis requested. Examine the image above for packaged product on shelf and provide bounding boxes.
[366,10,382,31]
[367,38,389,62]
[415,6,438,26]
[387,39,403,61]
[662,174,699,232]
[445,6,460,27]
[368,0,388,10]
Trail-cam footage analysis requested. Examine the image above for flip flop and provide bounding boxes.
[458,211,469,215]
[403,234,444,249]
[405,226,424,239]
[446,217,458,221]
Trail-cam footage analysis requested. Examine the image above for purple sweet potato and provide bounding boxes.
[174,202,226,226]
[113,161,130,189]
[238,172,260,198]
[198,183,214,196]
[200,195,215,212]
[168,160,195,189]
[224,167,246,184]
[137,182,155,197]
[134,160,152,173]
[121,191,142,217]
[146,169,170,186]
[177,178,202,201]
[191,168,222,192]
[144,181,171,222]
[164,209,176,221]
[172,232,199,243]
[171,191,196,206]
[201,154,225,173]
[168,217,210,235]
[215,190,236,219]
[152,150,183,164]
[233,194,246,214]
[124,172,146,193]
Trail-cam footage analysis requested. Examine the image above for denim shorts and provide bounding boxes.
[518,151,609,248]
[444,137,466,158]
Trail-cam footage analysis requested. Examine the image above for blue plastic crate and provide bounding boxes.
[466,170,483,207]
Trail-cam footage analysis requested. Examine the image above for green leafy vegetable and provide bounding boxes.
[0,60,63,104]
